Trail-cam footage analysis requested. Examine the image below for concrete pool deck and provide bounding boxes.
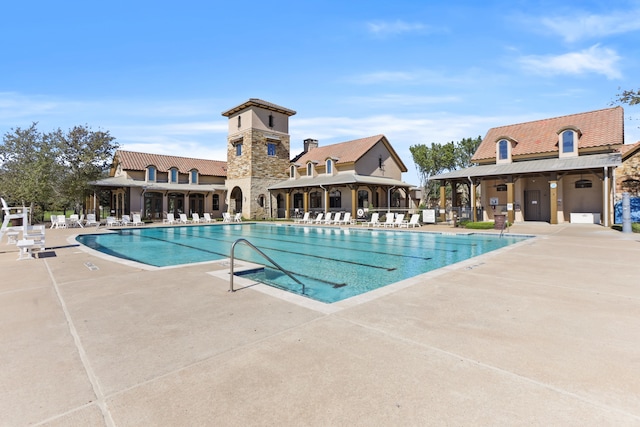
[1,222,639,426]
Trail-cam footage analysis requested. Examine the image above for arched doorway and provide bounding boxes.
[189,193,205,215]
[144,192,163,220]
[230,186,243,214]
[168,193,184,216]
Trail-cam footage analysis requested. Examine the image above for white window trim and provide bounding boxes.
[559,130,579,158]
[496,139,512,164]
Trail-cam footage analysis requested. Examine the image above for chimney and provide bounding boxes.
[303,138,318,152]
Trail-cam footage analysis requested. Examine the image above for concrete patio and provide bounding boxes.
[1,222,639,426]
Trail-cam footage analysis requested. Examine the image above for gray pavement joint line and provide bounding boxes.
[43,259,116,427]
[342,317,640,422]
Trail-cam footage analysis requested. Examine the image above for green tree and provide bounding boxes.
[410,141,456,205]
[455,136,482,169]
[0,123,61,222]
[53,125,118,212]
[615,88,640,106]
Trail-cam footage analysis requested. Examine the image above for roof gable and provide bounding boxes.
[620,141,640,160]
[114,150,227,177]
[473,107,624,161]
[293,135,408,172]
[221,98,296,117]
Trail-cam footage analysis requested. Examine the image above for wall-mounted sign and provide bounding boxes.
[550,182,557,189]
[507,203,513,211]
[490,197,499,206]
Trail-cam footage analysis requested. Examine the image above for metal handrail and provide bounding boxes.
[229,238,305,294]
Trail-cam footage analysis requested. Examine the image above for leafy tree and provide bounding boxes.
[615,88,640,106]
[0,123,61,222]
[53,125,118,212]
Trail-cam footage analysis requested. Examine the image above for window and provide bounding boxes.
[170,168,178,183]
[358,190,369,208]
[213,194,220,210]
[147,166,156,182]
[326,159,332,174]
[237,115,241,128]
[575,179,592,189]
[257,194,265,208]
[498,139,509,160]
[293,193,303,209]
[190,170,198,184]
[268,114,274,128]
[562,131,574,153]
[310,191,322,209]
[329,190,341,208]
[267,143,276,156]
[496,184,507,192]
[307,162,313,176]
[290,165,296,178]
[236,143,242,156]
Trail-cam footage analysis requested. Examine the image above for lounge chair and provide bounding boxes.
[361,212,379,227]
[192,213,201,223]
[132,214,145,226]
[321,212,334,224]
[106,216,121,227]
[222,212,231,222]
[163,213,176,224]
[390,213,405,227]
[378,213,395,227]
[179,213,191,224]
[203,213,213,223]
[313,213,324,224]
[400,214,420,228]
[233,213,242,222]
[294,212,310,224]
[85,214,98,227]
[49,215,57,229]
[121,215,132,226]
[54,215,68,229]
[331,212,342,224]
[339,212,351,225]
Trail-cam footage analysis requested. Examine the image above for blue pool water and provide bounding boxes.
[76,223,528,303]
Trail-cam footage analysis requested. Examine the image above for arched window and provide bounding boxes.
[190,170,198,184]
[290,165,296,178]
[170,168,178,183]
[562,130,575,153]
[237,115,241,128]
[498,139,509,160]
[307,162,313,176]
[329,190,341,208]
[326,159,332,174]
[358,190,369,208]
[310,191,322,208]
[147,166,156,182]
[257,194,265,208]
[212,194,220,211]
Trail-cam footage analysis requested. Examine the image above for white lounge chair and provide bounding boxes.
[192,213,201,223]
[295,212,310,224]
[163,213,176,224]
[400,214,420,228]
[54,215,68,228]
[233,213,242,222]
[361,212,379,227]
[179,213,191,224]
[339,212,351,225]
[390,213,405,227]
[85,214,98,227]
[321,212,334,224]
[106,216,121,227]
[121,215,132,226]
[222,212,231,222]
[313,213,324,224]
[203,213,213,223]
[49,215,58,229]
[132,214,144,226]
[331,212,342,224]
[378,213,395,227]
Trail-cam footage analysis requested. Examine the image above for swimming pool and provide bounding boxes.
[76,223,529,303]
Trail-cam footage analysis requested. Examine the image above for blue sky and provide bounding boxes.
[2,0,640,185]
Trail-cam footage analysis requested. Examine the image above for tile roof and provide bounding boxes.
[221,98,297,117]
[620,141,640,159]
[114,150,227,177]
[292,135,408,172]
[472,107,624,162]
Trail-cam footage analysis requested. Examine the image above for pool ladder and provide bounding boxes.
[228,238,305,294]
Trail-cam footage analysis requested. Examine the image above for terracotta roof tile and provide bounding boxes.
[115,150,227,177]
[619,141,640,159]
[473,107,624,161]
[293,135,383,164]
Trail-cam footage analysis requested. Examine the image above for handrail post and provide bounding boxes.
[228,238,304,294]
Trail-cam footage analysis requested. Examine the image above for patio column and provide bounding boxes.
[439,184,446,222]
[303,189,309,213]
[324,189,330,213]
[549,180,558,224]
[506,181,515,223]
[350,185,357,219]
[285,191,291,219]
[470,180,477,222]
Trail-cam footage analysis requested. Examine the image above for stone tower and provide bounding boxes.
[222,99,296,219]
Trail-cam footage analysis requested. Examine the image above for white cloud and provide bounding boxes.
[541,9,640,43]
[518,45,622,79]
[366,20,429,37]
[344,94,461,107]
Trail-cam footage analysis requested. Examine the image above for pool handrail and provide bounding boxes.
[229,238,305,294]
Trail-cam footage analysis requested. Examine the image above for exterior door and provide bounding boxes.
[524,190,541,221]
[189,194,204,215]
